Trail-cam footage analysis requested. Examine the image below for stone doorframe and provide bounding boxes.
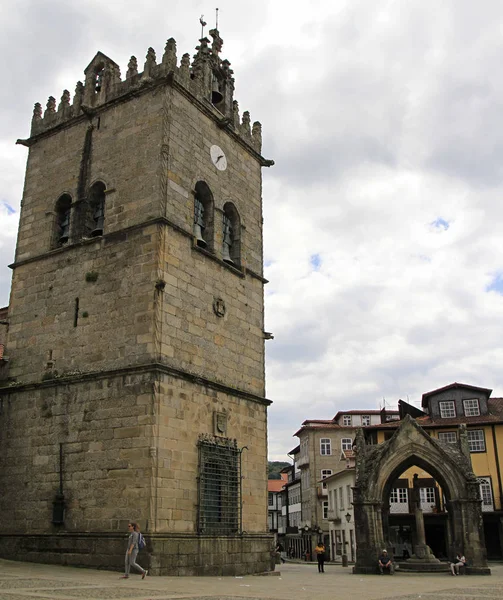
[352,415,490,574]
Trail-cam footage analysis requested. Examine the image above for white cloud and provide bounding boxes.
[3,1,503,461]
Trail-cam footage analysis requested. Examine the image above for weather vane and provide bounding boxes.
[199,15,207,38]
[216,7,219,29]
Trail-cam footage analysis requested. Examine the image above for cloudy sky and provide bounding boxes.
[3,1,503,461]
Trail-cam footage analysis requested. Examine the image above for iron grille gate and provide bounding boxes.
[197,435,242,534]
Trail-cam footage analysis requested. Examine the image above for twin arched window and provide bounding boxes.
[51,181,106,249]
[193,181,241,267]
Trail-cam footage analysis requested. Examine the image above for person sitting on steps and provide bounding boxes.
[378,549,394,574]
[450,552,466,575]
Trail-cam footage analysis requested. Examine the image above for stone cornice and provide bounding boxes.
[16,73,274,168]
[9,216,266,284]
[0,361,272,406]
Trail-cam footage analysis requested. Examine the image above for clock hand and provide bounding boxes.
[216,155,223,162]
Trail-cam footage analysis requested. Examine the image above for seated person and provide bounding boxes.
[378,549,394,574]
[450,552,466,575]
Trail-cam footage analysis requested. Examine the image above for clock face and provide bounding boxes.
[210,145,227,171]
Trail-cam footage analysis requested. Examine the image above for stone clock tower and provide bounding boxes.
[0,29,274,575]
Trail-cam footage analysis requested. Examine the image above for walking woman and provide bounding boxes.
[315,542,326,573]
[121,522,148,579]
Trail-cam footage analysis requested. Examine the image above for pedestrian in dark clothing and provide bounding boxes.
[315,542,326,573]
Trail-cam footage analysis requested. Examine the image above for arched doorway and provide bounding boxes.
[353,416,490,574]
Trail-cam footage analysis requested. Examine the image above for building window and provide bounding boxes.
[343,415,352,426]
[268,493,274,506]
[321,469,333,489]
[438,431,457,444]
[88,181,106,237]
[197,436,241,534]
[346,484,352,506]
[320,438,332,456]
[478,477,494,511]
[193,181,214,250]
[390,488,408,503]
[53,194,72,248]
[321,470,332,490]
[341,438,353,451]
[419,487,435,505]
[339,487,344,510]
[222,202,241,266]
[463,399,480,417]
[323,500,329,520]
[439,401,456,419]
[468,430,486,453]
[361,415,371,426]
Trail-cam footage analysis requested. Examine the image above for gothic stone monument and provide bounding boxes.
[353,416,490,575]
[0,29,274,575]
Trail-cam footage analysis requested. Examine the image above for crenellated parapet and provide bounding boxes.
[26,30,263,153]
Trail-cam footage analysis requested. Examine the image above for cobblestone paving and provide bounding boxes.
[374,586,503,600]
[1,560,503,600]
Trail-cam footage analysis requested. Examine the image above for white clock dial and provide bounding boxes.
[210,144,227,171]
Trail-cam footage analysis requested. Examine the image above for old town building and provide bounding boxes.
[0,27,274,575]
[284,408,399,559]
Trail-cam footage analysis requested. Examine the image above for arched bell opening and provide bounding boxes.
[193,181,214,251]
[88,181,106,237]
[222,202,240,267]
[53,194,72,248]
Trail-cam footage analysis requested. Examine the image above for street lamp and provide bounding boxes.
[345,512,351,523]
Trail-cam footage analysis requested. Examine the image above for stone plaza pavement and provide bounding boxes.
[1,559,502,600]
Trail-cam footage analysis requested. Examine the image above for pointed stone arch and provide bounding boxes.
[353,415,489,574]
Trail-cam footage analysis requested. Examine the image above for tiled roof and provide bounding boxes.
[365,398,503,429]
[333,409,398,419]
[342,449,356,459]
[294,422,344,436]
[268,474,288,493]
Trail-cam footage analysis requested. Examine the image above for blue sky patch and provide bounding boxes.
[2,201,15,215]
[431,217,449,230]
[310,254,321,270]
[486,274,503,294]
